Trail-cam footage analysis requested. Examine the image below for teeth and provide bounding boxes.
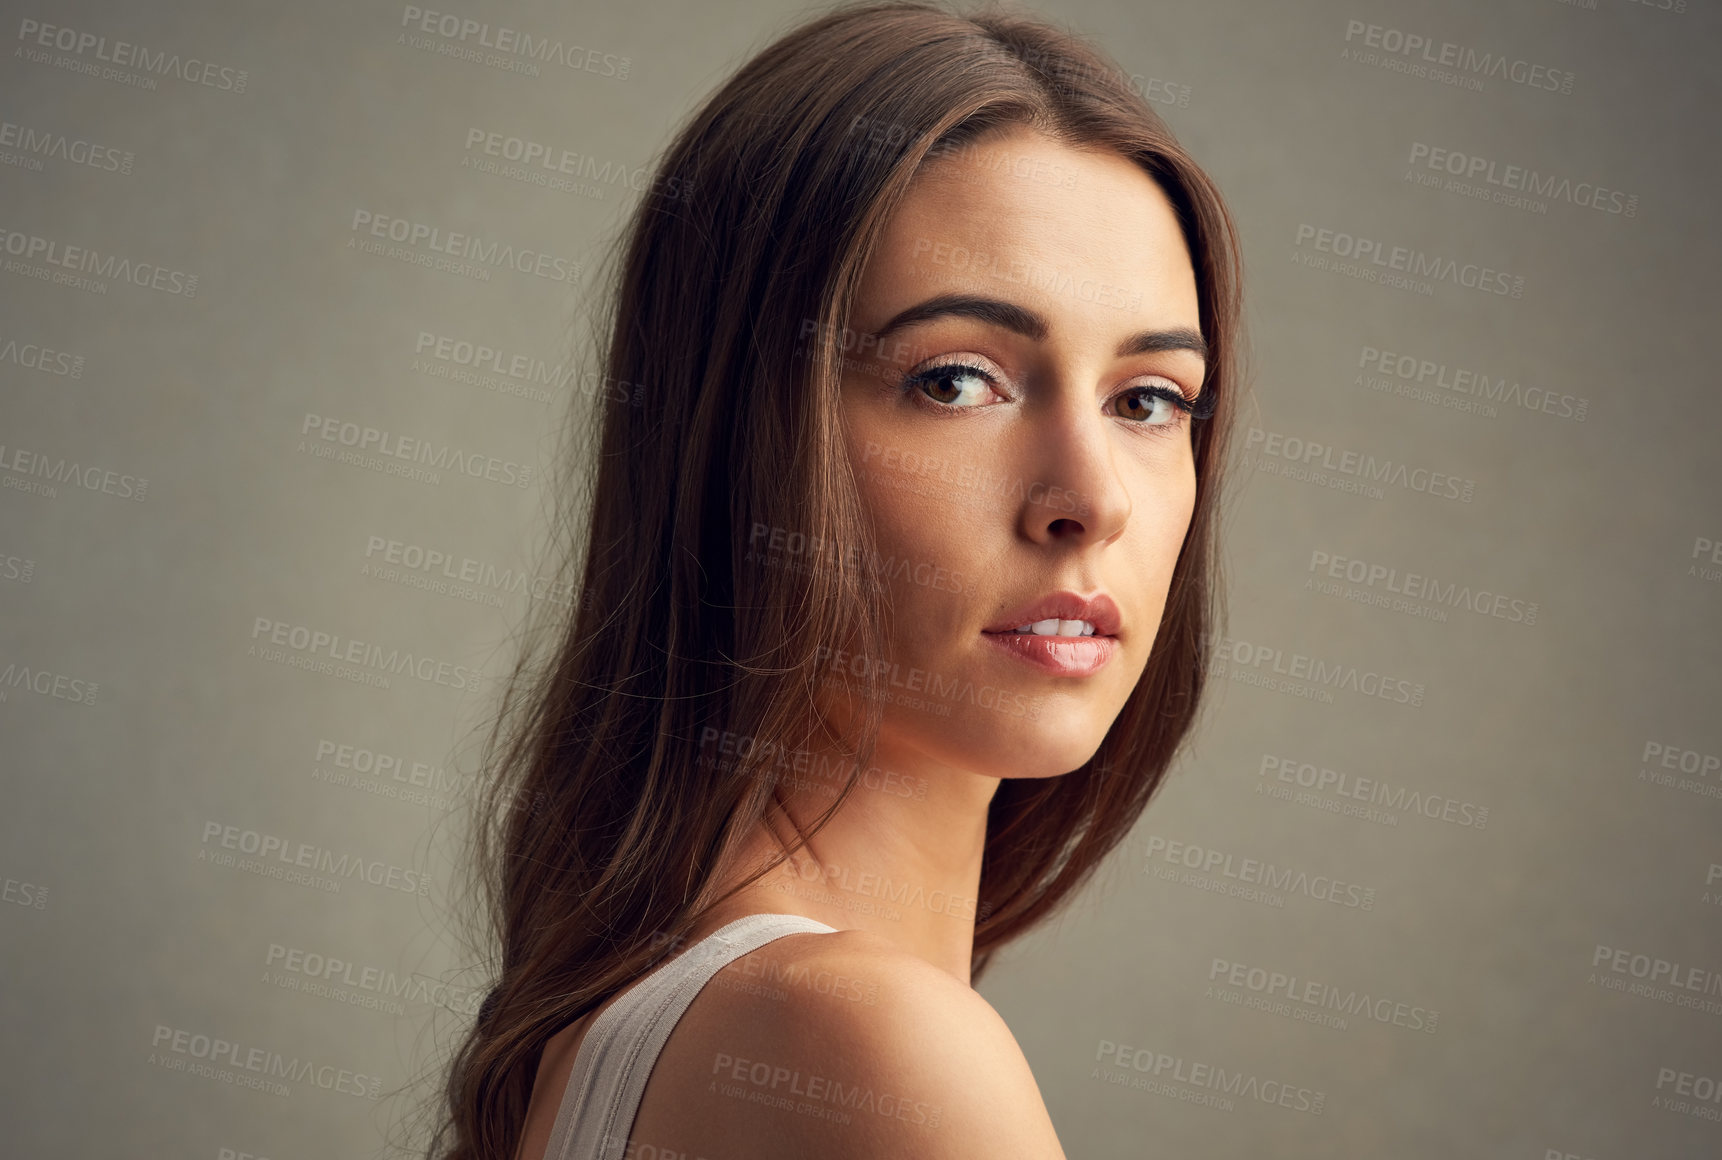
[1013,619,1096,637]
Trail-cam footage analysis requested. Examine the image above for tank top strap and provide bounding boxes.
[545,912,839,1160]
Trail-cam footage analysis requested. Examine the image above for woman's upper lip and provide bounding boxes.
[982,591,1122,636]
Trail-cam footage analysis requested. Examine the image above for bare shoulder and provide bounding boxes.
[631,927,1068,1160]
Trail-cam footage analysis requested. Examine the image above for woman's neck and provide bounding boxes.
[700,731,1001,986]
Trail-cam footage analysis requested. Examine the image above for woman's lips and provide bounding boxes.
[980,628,1118,677]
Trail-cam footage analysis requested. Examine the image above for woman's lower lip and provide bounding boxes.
[980,630,1117,676]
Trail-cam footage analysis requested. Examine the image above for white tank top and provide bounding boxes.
[543,912,839,1160]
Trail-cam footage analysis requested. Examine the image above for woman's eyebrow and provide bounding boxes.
[869,291,1207,365]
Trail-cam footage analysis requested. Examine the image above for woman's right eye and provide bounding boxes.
[901,362,1000,409]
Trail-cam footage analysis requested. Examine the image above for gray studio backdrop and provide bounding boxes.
[3,1,1719,1157]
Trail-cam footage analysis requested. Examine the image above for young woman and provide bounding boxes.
[428,3,1245,1157]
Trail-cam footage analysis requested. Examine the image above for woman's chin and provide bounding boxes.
[907,709,1114,781]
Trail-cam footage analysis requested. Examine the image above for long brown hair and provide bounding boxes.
[425,2,1246,1156]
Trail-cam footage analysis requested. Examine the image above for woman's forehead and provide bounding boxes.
[854,132,1200,346]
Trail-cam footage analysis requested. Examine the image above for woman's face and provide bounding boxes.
[823,124,1206,782]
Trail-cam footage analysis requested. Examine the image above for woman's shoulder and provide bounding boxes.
[630,924,1068,1159]
[709,923,1008,1044]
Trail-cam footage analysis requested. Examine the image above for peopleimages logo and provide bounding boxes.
[812,643,1045,721]
[2,874,49,910]
[747,521,971,596]
[696,727,930,801]
[1306,549,1538,625]
[0,551,37,584]
[0,660,99,705]
[361,533,573,610]
[1341,19,1575,94]
[0,441,147,501]
[1590,942,1722,1017]
[1355,344,1589,423]
[199,820,432,897]
[396,6,631,79]
[249,615,485,692]
[1636,740,1722,802]
[313,736,471,799]
[1245,427,1476,504]
[149,1024,380,1099]
[1092,1039,1326,1115]
[461,128,689,200]
[1207,957,1438,1033]
[777,859,979,920]
[1293,223,1524,298]
[265,943,484,1016]
[1692,535,1722,579]
[1405,142,1637,218]
[0,116,135,175]
[1143,834,1377,910]
[0,330,85,377]
[858,439,1091,518]
[1652,1066,1722,1123]
[347,210,581,283]
[0,225,197,296]
[709,1050,942,1129]
[1258,753,1489,830]
[15,18,251,92]
[1207,633,1426,707]
[299,411,533,489]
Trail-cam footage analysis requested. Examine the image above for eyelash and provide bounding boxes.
[897,360,1215,434]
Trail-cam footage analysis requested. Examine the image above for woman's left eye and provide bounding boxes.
[1112,385,1192,427]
